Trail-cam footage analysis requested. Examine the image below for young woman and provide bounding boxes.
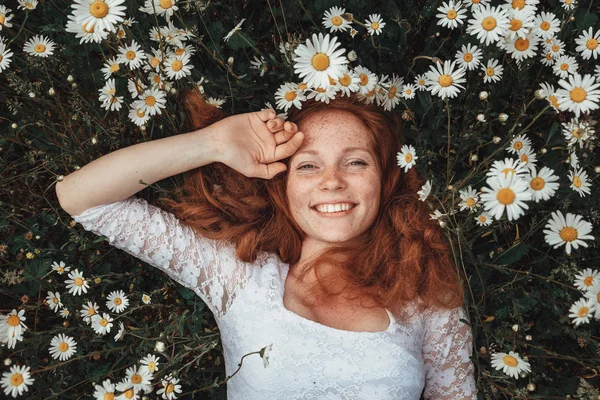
[56,91,477,399]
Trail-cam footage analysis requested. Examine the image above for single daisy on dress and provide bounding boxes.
[552,55,578,79]
[206,97,226,108]
[480,173,531,221]
[487,157,529,179]
[49,333,77,361]
[555,73,600,118]
[417,180,432,202]
[482,58,504,83]
[306,86,338,104]
[0,6,14,31]
[65,12,110,44]
[335,70,361,97]
[139,87,167,116]
[46,291,63,312]
[91,312,114,335]
[505,30,538,62]
[157,374,182,400]
[568,297,595,326]
[51,260,71,275]
[139,0,178,21]
[574,268,600,292]
[141,294,151,304]
[425,60,466,99]
[560,0,577,10]
[533,11,560,40]
[526,166,559,202]
[414,74,428,91]
[164,53,193,80]
[475,212,493,226]
[114,321,126,341]
[455,43,482,71]
[516,145,537,172]
[354,65,378,95]
[562,119,592,148]
[568,167,591,197]
[293,33,348,89]
[322,6,351,33]
[80,301,99,324]
[538,82,560,112]
[65,269,89,296]
[0,40,13,73]
[250,55,268,77]
[274,82,306,112]
[140,354,160,374]
[575,27,600,60]
[466,5,510,46]
[505,8,535,40]
[583,286,600,319]
[365,14,386,36]
[436,0,467,30]
[458,186,479,212]
[118,40,147,70]
[123,365,153,394]
[401,84,417,99]
[0,365,34,398]
[71,0,126,33]
[106,290,130,313]
[94,379,116,400]
[543,210,594,255]
[397,144,418,173]
[380,74,404,111]
[100,56,120,80]
[506,134,532,154]
[490,350,531,379]
[23,35,56,58]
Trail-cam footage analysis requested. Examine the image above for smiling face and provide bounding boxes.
[286,109,382,259]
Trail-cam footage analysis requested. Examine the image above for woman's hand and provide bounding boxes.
[211,109,304,179]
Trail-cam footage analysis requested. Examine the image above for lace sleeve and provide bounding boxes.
[421,306,478,399]
[71,196,260,319]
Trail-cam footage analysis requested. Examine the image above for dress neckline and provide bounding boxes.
[279,262,396,334]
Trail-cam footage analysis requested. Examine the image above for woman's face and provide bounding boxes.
[286,109,382,252]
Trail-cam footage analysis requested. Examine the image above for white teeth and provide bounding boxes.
[315,203,355,213]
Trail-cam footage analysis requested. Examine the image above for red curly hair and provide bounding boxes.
[157,89,466,323]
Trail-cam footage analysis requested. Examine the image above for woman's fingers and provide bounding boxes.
[266,117,286,133]
[274,131,304,161]
[272,121,298,145]
[256,108,276,122]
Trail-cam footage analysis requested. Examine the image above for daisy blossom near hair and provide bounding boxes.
[555,74,600,118]
[293,33,348,89]
[466,4,510,46]
[568,297,595,326]
[568,167,591,197]
[206,97,226,108]
[23,35,56,58]
[401,84,417,99]
[0,365,34,398]
[306,85,338,104]
[543,210,594,255]
[436,0,467,30]
[574,268,600,292]
[49,333,77,361]
[490,350,531,379]
[425,60,466,99]
[164,54,192,80]
[71,0,126,33]
[380,74,403,111]
[417,180,432,202]
[138,87,167,116]
[575,27,600,60]
[129,102,151,126]
[335,70,361,96]
[482,58,504,83]
[322,6,351,33]
[526,166,559,202]
[365,14,386,35]
[458,186,479,212]
[455,43,482,70]
[275,82,306,111]
[480,173,531,221]
[354,65,378,94]
[397,144,418,173]
[64,269,89,296]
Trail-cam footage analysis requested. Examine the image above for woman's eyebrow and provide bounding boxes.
[295,147,371,156]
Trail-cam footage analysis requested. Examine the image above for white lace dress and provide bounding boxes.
[72,196,478,399]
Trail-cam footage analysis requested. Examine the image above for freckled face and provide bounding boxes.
[286,109,381,247]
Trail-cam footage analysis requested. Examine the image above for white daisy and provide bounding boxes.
[0,365,34,398]
[380,74,404,111]
[487,157,529,179]
[322,6,351,33]
[333,70,360,96]
[436,1,467,30]
[569,297,595,326]
[274,82,306,111]
[106,290,130,313]
[0,6,14,31]
[206,97,226,108]
[560,0,577,10]
[516,145,537,172]
[71,0,126,33]
[65,12,110,44]
[482,58,504,83]
[584,285,600,319]
[414,74,428,90]
[114,321,126,341]
[139,87,167,116]
[430,210,447,221]
[365,14,386,36]
[540,51,555,67]
[141,294,151,304]
[23,35,56,58]
[118,40,147,70]
[140,354,160,374]
[80,301,100,324]
[250,55,268,77]
[59,308,70,319]
[455,43,483,71]
[480,173,531,221]
[0,309,27,349]
[490,350,531,379]
[467,5,510,46]
[567,151,579,169]
[129,101,152,126]
[349,28,358,38]
[538,82,560,112]
[526,166,559,202]
[425,60,466,99]
[545,38,565,58]
[306,86,338,104]
[574,268,600,292]
[139,0,178,21]
[568,167,591,197]
[562,119,593,148]
[502,0,539,12]
[223,18,246,42]
[458,186,479,212]
[594,65,600,79]
[164,53,192,80]
[115,380,139,400]
[401,84,417,99]
[124,365,153,394]
[127,78,147,99]
[46,291,63,312]
[555,73,600,118]
[143,47,166,72]
[397,144,418,173]
[0,40,13,73]
[293,33,348,89]
[533,11,560,40]
[64,269,89,296]
[354,65,378,95]
[148,72,167,90]
[94,379,116,400]
[91,312,114,335]
[552,55,578,79]
[417,180,432,202]
[475,212,493,226]
[156,374,182,400]
[49,333,77,361]
[98,78,122,111]
[575,27,600,60]
[51,261,71,275]
[463,0,490,10]
[544,210,594,255]
[505,30,538,62]
[505,8,534,40]
[100,56,120,80]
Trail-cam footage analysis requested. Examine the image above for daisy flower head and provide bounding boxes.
[0,40,13,73]
[250,55,268,77]
[51,260,71,275]
[533,11,560,40]
[94,379,116,400]
[480,172,532,221]
[91,312,114,335]
[49,333,77,361]
[118,40,147,70]
[574,268,600,292]
[206,97,226,109]
[414,74,428,90]
[540,51,555,67]
[562,119,593,148]
[560,0,577,10]
[144,47,166,72]
[0,365,34,398]
[106,290,130,313]
[538,82,560,111]
[139,0,178,21]
[65,269,89,296]
[65,12,110,44]
[569,297,595,326]
[148,72,167,90]
[71,0,126,34]
[596,65,600,80]
[23,35,56,58]
[334,70,361,97]
[430,210,447,221]
[552,55,578,79]
[293,33,348,89]
[459,186,480,212]
[482,58,504,83]
[545,38,565,58]
[463,0,489,11]
[59,308,70,319]
[584,285,600,319]
[487,157,529,179]
[354,65,378,95]
[417,180,432,202]
[567,151,579,169]
[164,53,192,80]
[140,354,160,374]
[467,5,510,46]
[568,167,591,197]
[397,144,418,173]
[322,6,351,33]
[516,145,537,172]
[507,134,533,154]
[380,74,404,111]
[506,30,538,62]
[365,14,386,36]
[436,1,467,30]
[555,73,600,118]
[123,365,153,394]
[46,291,63,312]
[544,210,594,255]
[274,82,306,112]
[139,87,167,116]
[425,60,466,99]
[401,84,417,99]
[222,18,246,42]
[100,56,120,80]
[455,43,483,71]
[0,6,14,31]
[490,350,531,379]
[115,380,139,400]
[502,0,539,13]
[526,166,559,202]
[575,28,600,60]
[128,100,150,125]
[505,8,535,40]
[157,374,182,400]
[306,85,338,104]
[80,301,99,324]
[127,78,147,99]
[142,294,151,304]
[0,309,27,349]
[114,321,126,341]
[475,211,493,226]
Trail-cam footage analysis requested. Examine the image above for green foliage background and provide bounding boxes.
[1,0,600,398]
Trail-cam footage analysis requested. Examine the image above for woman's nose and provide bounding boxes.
[319,167,346,190]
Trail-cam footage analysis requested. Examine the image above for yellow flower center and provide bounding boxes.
[153,75,161,84]
[109,64,119,73]
[34,44,46,53]
[560,63,569,71]
[520,154,529,163]
[359,73,369,86]
[11,373,24,386]
[559,226,578,242]
[405,153,413,163]
[88,308,96,316]
[83,23,95,33]
[530,177,545,190]
[298,82,308,90]
[145,96,156,106]
[512,0,525,9]
[311,53,330,71]
[175,48,185,55]
[59,342,69,352]
[466,198,476,207]
[160,0,173,8]
[131,374,142,384]
[503,355,518,367]
[552,44,560,52]
[117,30,125,39]
[371,22,380,30]
[566,0,572,3]
[446,10,457,20]
[510,19,523,31]
[114,298,122,306]
[147,362,156,372]
[108,88,115,95]
[0,16,4,25]
[584,276,594,286]
[478,215,487,222]
[513,141,523,150]
[573,175,582,188]
[548,95,560,109]
[151,57,160,68]
[166,383,175,393]
[587,39,599,50]
[388,86,397,98]
[578,307,589,318]
[126,50,136,60]
[103,393,115,400]
[89,1,109,18]
[331,16,343,26]
[284,91,297,101]
[482,17,497,31]
[419,79,425,85]
[171,60,183,71]
[485,67,495,76]
[405,89,412,95]
[515,38,529,51]
[339,74,352,86]
[75,277,83,286]
[315,87,326,93]
[540,21,551,31]
[100,318,109,327]
[328,75,336,85]
[501,167,516,176]
[124,389,134,399]
[136,109,145,118]
[438,74,453,87]
[463,53,473,62]
[7,315,20,326]
[57,267,64,273]
[52,297,59,304]
[497,188,515,205]
[570,88,587,103]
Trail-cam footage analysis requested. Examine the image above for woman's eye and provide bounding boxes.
[298,161,366,169]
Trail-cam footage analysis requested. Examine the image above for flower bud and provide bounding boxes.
[512,324,519,332]
[493,136,501,144]
[534,89,545,100]
[67,75,74,82]
[4,358,12,366]
[527,383,536,391]
[477,114,486,122]
[227,57,234,67]
[479,91,488,100]
[499,113,508,122]
[347,50,357,61]
[11,123,18,129]
[170,88,177,95]
[526,335,532,341]
[71,82,78,88]
[520,372,528,378]
[154,341,166,353]
[439,220,447,228]
[91,137,97,145]
[470,154,479,162]
[48,87,55,96]
[595,166,600,174]
[540,148,547,154]
[28,92,36,98]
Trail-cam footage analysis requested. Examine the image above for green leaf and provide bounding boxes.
[225,31,256,50]
[575,10,598,30]
[494,242,530,266]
